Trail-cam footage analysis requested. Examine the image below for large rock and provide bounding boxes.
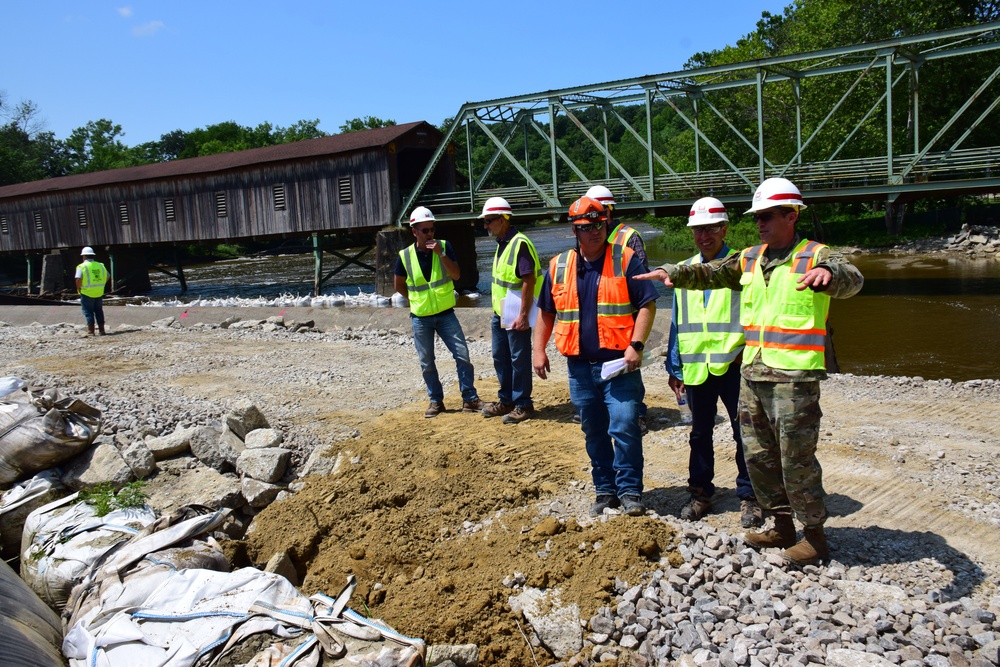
[264,550,298,586]
[145,426,196,460]
[236,448,290,484]
[145,458,244,512]
[225,399,270,440]
[189,426,238,472]
[827,648,896,666]
[61,443,134,491]
[426,645,479,667]
[301,446,349,478]
[244,428,283,449]
[119,440,156,479]
[509,587,582,660]
[242,477,283,508]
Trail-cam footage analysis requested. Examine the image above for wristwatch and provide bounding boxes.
[629,340,645,352]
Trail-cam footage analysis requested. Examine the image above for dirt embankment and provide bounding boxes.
[2,306,998,666]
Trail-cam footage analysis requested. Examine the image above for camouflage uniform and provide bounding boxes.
[659,234,864,526]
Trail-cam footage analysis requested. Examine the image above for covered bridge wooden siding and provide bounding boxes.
[0,121,455,253]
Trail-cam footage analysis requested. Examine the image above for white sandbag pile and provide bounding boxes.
[0,470,67,561]
[0,378,102,486]
[62,508,426,667]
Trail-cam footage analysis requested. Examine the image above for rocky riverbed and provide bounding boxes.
[0,305,998,666]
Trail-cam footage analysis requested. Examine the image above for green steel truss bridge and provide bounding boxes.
[399,22,1000,224]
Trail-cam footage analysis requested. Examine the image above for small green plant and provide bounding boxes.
[78,481,149,517]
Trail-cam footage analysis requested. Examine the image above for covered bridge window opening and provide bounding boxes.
[77,207,87,228]
[164,198,176,222]
[118,202,130,225]
[337,176,352,204]
[215,191,228,218]
[0,214,8,235]
[273,183,286,211]
[33,211,42,231]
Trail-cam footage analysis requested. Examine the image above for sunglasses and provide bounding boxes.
[752,209,792,223]
[574,221,605,233]
[483,216,502,224]
[416,226,435,234]
[692,224,724,235]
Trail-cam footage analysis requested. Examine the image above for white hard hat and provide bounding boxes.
[477,197,512,219]
[688,197,729,226]
[585,185,615,208]
[745,177,807,214]
[408,206,435,226]
[81,246,96,256]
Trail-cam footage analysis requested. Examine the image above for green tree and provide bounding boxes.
[338,116,396,133]
[64,119,150,173]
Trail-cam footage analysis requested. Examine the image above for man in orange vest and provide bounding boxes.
[637,178,863,565]
[533,197,658,517]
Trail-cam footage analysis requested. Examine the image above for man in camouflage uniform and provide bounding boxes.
[637,178,863,566]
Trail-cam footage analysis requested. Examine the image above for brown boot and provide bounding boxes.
[87,323,95,336]
[98,322,106,335]
[743,512,796,550]
[782,525,828,566]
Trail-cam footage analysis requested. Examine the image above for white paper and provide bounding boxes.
[600,351,653,380]
[501,289,539,329]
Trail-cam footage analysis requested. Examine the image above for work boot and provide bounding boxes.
[590,494,620,516]
[740,499,764,528]
[97,322,106,335]
[481,401,514,418]
[782,525,829,566]
[424,401,445,418]
[620,494,645,517]
[680,494,712,521]
[743,512,797,550]
[462,398,484,413]
[86,323,95,336]
[638,415,648,436]
[571,412,581,424]
[502,405,534,424]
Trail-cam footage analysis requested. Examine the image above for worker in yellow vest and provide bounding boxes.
[394,207,483,419]
[75,247,109,336]
[479,197,542,425]
[533,197,658,517]
[637,178,863,566]
[666,198,761,528]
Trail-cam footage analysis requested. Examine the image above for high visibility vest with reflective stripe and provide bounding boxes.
[675,249,745,386]
[76,261,108,298]
[491,232,542,316]
[738,239,830,370]
[549,244,636,356]
[608,223,638,249]
[399,242,456,317]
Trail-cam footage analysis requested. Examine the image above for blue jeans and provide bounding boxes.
[80,295,104,327]
[490,314,533,407]
[567,357,645,498]
[411,311,479,404]
[686,362,755,500]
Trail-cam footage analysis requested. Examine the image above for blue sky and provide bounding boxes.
[4,1,793,146]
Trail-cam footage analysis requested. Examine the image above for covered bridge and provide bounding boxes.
[0,121,464,295]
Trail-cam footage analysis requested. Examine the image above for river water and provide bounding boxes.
[145,223,1000,382]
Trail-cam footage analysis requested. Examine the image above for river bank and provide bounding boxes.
[1,306,998,665]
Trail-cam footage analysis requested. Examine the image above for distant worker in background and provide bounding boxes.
[479,197,543,424]
[636,178,863,566]
[666,197,762,528]
[583,185,650,434]
[394,206,484,418]
[533,196,658,517]
[75,247,109,336]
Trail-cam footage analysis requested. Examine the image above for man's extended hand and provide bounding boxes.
[634,268,673,287]
[533,349,550,379]
[797,267,832,291]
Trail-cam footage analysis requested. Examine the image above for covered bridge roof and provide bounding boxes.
[0,121,438,199]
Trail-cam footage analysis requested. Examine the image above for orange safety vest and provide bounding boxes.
[738,239,830,370]
[549,244,636,356]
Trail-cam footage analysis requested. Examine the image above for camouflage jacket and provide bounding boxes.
[660,234,864,382]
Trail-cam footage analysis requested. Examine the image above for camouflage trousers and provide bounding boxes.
[739,379,827,526]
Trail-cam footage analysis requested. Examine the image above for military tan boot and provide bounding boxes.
[743,512,796,550]
[781,525,828,566]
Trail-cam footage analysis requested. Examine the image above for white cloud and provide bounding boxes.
[117,7,133,17]
[132,20,165,37]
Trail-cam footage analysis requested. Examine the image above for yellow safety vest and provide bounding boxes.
[675,249,745,385]
[739,239,830,370]
[608,222,639,249]
[491,231,542,316]
[77,260,108,298]
[399,242,456,317]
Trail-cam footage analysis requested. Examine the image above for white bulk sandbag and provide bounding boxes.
[21,492,157,611]
[0,386,102,486]
[0,557,65,667]
[0,470,67,560]
[0,377,27,399]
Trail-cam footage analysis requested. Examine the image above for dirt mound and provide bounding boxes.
[241,380,677,665]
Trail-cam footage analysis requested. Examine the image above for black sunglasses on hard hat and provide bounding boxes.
[568,210,605,223]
